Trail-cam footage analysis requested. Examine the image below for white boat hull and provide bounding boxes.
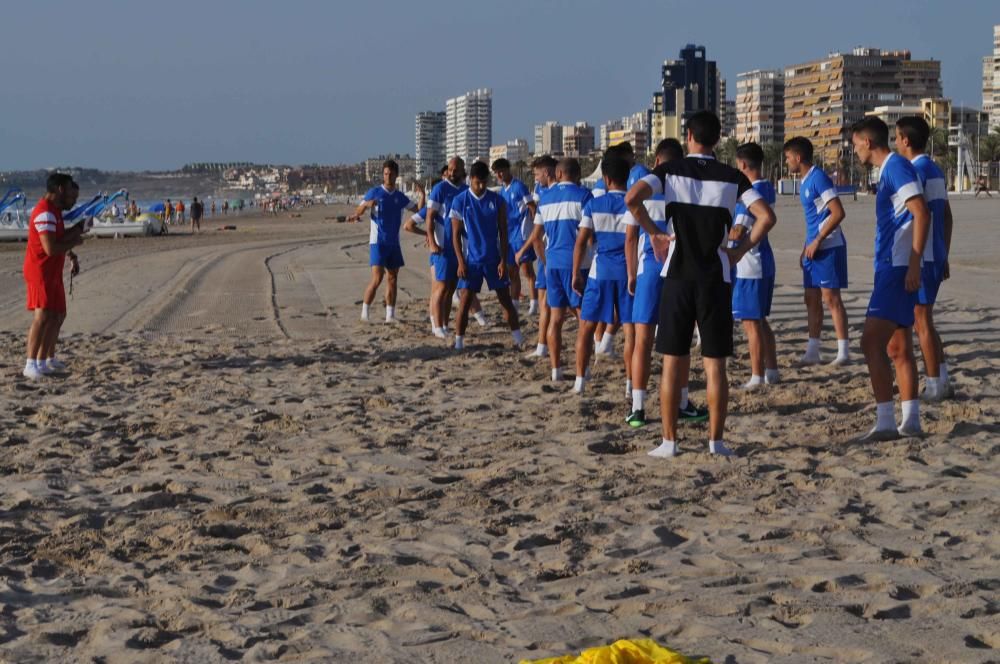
[0,227,28,242]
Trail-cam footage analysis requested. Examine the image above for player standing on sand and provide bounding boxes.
[491,158,537,315]
[518,155,558,358]
[851,117,931,440]
[22,174,84,379]
[348,159,425,323]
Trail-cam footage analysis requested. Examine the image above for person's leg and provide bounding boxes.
[803,287,823,361]
[649,354,684,456]
[703,356,729,446]
[26,309,47,362]
[44,312,65,361]
[913,304,942,386]
[547,306,566,378]
[742,319,764,387]
[822,287,850,364]
[522,262,538,311]
[494,285,522,343]
[762,318,778,379]
[623,323,635,384]
[431,279,447,335]
[888,325,921,434]
[455,288,472,337]
[861,316,900,436]
[385,269,399,307]
[508,263,521,302]
[361,266,385,321]
[443,280,457,328]
[533,289,549,353]
[574,320,598,392]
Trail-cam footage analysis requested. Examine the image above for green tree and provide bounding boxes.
[715,137,739,166]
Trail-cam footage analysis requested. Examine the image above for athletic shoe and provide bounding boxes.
[626,409,646,428]
[897,420,923,437]
[385,316,398,324]
[22,365,46,380]
[679,402,709,422]
[47,358,67,371]
[857,426,900,443]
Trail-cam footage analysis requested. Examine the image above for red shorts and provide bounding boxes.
[25,275,66,313]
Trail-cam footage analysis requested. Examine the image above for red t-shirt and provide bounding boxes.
[24,197,65,283]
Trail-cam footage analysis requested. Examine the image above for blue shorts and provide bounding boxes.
[506,235,537,265]
[631,264,663,325]
[732,276,775,321]
[867,267,917,327]
[581,278,633,324]
[917,261,944,306]
[535,260,547,290]
[802,244,848,290]
[370,244,404,270]
[430,251,458,283]
[545,267,581,309]
[458,261,510,293]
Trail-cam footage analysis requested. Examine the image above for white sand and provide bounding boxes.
[0,198,996,662]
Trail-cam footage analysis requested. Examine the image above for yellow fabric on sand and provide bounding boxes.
[519,638,711,664]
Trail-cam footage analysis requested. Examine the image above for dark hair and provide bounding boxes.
[895,115,930,151]
[600,154,630,187]
[46,172,74,194]
[382,159,399,175]
[735,142,765,170]
[469,161,490,181]
[440,165,449,176]
[686,111,721,148]
[654,138,683,162]
[531,155,557,171]
[70,181,80,191]
[851,116,890,149]
[782,136,814,163]
[491,158,511,171]
[557,157,581,181]
[613,141,635,158]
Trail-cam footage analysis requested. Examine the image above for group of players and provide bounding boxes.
[336,109,955,455]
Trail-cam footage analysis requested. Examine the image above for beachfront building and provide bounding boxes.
[534,121,563,156]
[984,25,1000,129]
[415,111,447,180]
[446,89,493,165]
[600,112,649,152]
[607,127,648,156]
[562,122,596,157]
[784,47,942,166]
[364,154,415,184]
[488,139,530,165]
[735,69,785,145]
[660,44,720,121]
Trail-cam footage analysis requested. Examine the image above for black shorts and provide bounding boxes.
[655,279,733,358]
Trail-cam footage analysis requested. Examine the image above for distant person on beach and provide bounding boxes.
[425,157,469,337]
[518,155,557,358]
[491,158,536,315]
[894,116,954,401]
[223,200,229,216]
[22,174,84,380]
[730,142,780,390]
[348,159,425,323]
[449,161,523,349]
[176,199,186,224]
[851,116,931,441]
[974,175,991,198]
[626,111,776,458]
[784,137,850,366]
[165,199,173,224]
[521,157,592,383]
[191,196,203,234]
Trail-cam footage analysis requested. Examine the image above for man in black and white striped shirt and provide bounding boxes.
[625,111,776,458]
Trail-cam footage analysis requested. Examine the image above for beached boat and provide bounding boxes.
[0,188,28,241]
[91,212,163,237]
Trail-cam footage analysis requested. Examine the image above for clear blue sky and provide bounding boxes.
[2,0,995,171]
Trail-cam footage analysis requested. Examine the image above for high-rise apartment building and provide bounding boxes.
[735,70,785,145]
[562,122,596,156]
[784,47,941,165]
[445,88,493,165]
[534,121,563,156]
[984,25,1000,129]
[659,44,720,120]
[415,111,446,179]
[488,139,530,165]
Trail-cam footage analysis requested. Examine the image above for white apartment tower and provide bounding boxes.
[446,88,493,165]
[735,69,785,145]
[415,111,446,180]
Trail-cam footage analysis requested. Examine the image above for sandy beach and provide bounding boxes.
[0,196,997,663]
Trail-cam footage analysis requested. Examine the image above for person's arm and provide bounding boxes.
[625,224,639,296]
[727,199,776,265]
[403,214,425,238]
[451,213,466,278]
[516,218,544,264]
[38,225,84,256]
[411,182,426,213]
[572,227,592,295]
[942,200,953,280]
[804,197,845,260]
[347,199,373,222]
[625,177,671,261]
[497,201,509,278]
[904,195,931,292]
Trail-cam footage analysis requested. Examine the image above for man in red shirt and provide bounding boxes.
[23,173,84,379]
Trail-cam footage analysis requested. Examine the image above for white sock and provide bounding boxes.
[385,305,396,320]
[528,299,538,314]
[632,389,646,412]
[648,439,677,458]
[474,311,487,325]
[535,343,548,356]
[552,367,563,381]
[764,369,780,384]
[24,358,36,371]
[598,332,614,353]
[433,327,447,338]
[836,338,850,359]
[573,376,585,392]
[512,329,524,345]
[806,337,820,355]
[625,378,633,397]
[875,401,896,430]
[709,440,734,456]
[901,399,919,424]
[744,375,764,389]
[940,362,950,385]
[454,335,464,350]
[679,387,689,410]
[361,303,370,320]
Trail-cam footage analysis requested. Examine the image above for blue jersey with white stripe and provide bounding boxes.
[875,153,923,271]
[580,191,629,280]
[428,179,468,249]
[799,166,845,249]
[536,182,593,269]
[628,164,669,267]
[911,154,947,263]
[449,188,506,265]
[733,180,776,279]
[591,178,607,198]
[412,207,427,225]
[363,185,415,247]
[500,178,532,245]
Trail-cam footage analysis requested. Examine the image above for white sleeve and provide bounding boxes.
[640,173,663,195]
[740,188,763,208]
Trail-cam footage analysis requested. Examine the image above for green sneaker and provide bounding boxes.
[626,409,646,428]
[679,401,708,423]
